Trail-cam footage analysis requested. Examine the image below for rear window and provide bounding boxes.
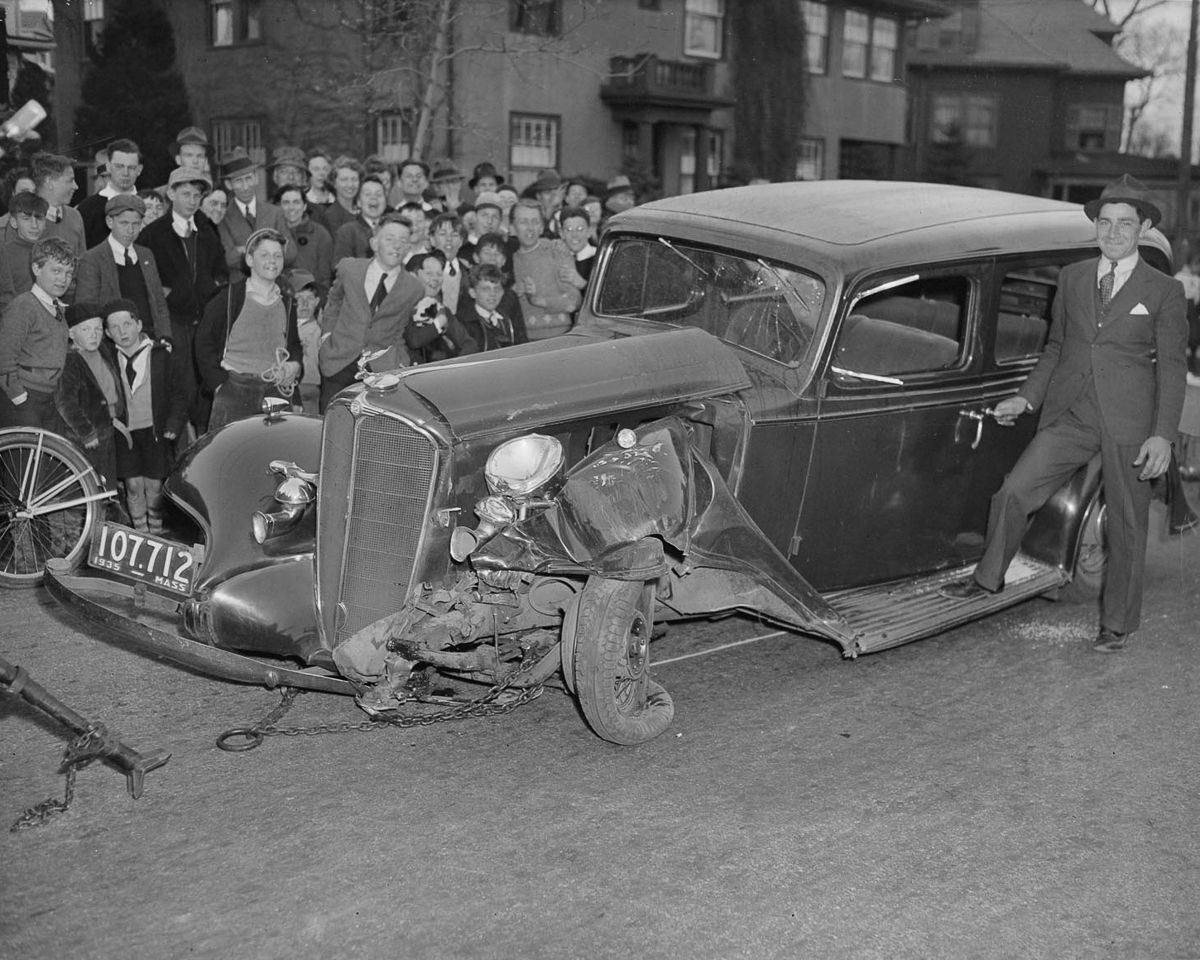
[594,237,826,369]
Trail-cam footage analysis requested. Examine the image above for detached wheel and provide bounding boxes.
[0,429,106,588]
[572,576,674,745]
[1062,494,1106,602]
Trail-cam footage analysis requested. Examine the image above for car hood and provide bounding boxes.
[392,327,751,441]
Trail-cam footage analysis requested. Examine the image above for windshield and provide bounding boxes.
[593,237,826,372]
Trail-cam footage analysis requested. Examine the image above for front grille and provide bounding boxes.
[317,403,440,648]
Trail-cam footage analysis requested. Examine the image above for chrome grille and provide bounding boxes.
[317,403,439,647]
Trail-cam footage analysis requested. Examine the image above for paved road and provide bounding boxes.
[2,503,1198,960]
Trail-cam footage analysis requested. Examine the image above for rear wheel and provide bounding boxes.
[572,576,674,745]
[0,429,108,588]
[1062,494,1106,602]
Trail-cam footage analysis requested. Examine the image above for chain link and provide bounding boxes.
[10,725,118,832]
[216,657,547,751]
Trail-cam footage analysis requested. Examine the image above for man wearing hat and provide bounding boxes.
[429,159,465,211]
[173,127,210,175]
[77,138,144,250]
[468,162,504,196]
[217,146,296,271]
[75,194,171,342]
[138,167,229,433]
[603,174,636,218]
[942,174,1188,654]
[270,146,308,191]
[525,168,564,237]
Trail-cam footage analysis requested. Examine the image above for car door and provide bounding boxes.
[784,262,1025,592]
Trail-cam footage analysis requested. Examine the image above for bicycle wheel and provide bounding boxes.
[0,428,110,588]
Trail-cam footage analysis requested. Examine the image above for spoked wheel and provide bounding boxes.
[1062,494,1106,602]
[572,576,674,745]
[0,429,110,588]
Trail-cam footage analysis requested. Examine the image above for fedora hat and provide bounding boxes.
[1083,174,1162,228]
[468,161,505,189]
[530,169,563,194]
[429,158,464,184]
[269,145,307,171]
[605,174,634,200]
[219,146,260,179]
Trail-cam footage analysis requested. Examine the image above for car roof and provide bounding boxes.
[622,181,1087,247]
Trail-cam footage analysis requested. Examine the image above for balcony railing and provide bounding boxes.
[604,54,716,100]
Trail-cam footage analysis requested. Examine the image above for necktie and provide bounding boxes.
[124,344,150,388]
[1099,259,1117,309]
[486,311,502,327]
[54,300,65,324]
[47,206,60,223]
[447,261,457,278]
[120,247,129,266]
[243,204,255,229]
[370,275,389,313]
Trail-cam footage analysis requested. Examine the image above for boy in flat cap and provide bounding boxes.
[75,193,172,342]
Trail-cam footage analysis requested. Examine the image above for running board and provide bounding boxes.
[826,555,1067,657]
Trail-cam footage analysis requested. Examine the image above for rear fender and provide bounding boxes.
[1024,453,1103,573]
[472,418,854,645]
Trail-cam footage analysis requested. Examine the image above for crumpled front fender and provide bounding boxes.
[473,418,852,643]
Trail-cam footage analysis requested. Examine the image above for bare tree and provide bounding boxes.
[1086,0,1172,30]
[280,0,608,160]
[1118,16,1188,153]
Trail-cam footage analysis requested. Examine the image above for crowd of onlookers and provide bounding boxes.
[0,126,640,538]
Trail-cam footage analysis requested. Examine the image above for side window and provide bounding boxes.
[996,265,1059,363]
[834,274,970,379]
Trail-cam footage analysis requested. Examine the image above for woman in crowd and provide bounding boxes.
[306,150,334,209]
[201,186,229,226]
[195,228,302,432]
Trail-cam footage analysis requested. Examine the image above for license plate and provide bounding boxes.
[88,522,198,597]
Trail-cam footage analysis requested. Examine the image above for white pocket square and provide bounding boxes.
[1131,302,1150,315]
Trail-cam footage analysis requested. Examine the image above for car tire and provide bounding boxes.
[1061,494,1105,602]
[0,429,106,588]
[572,576,674,745]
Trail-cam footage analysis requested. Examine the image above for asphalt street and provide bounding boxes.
[2,501,1198,960]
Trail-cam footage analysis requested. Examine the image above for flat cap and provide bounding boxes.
[105,193,147,217]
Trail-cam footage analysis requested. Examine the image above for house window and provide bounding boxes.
[510,0,560,36]
[211,119,265,169]
[376,114,411,164]
[684,0,725,59]
[796,139,825,181]
[842,9,869,79]
[870,17,898,82]
[1066,104,1122,152]
[801,1,828,74]
[510,113,560,189]
[680,129,723,194]
[931,94,997,148]
[210,0,262,47]
[84,0,105,55]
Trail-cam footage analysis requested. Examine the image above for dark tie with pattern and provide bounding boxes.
[244,203,255,229]
[370,275,389,313]
[1099,259,1117,309]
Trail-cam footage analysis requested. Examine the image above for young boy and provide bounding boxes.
[55,301,124,491]
[291,270,323,415]
[104,298,188,534]
[0,192,50,313]
[0,236,76,430]
[471,233,527,342]
[456,263,526,353]
[403,250,477,364]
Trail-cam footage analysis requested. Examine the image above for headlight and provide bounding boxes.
[485,434,563,497]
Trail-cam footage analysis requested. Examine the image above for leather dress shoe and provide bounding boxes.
[939,578,1002,600]
[1092,628,1128,653]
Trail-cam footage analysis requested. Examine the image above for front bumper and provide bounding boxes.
[44,561,356,696]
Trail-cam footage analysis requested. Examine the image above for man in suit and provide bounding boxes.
[74,194,171,341]
[76,138,143,250]
[216,146,295,273]
[138,167,228,432]
[318,213,424,411]
[942,175,1188,653]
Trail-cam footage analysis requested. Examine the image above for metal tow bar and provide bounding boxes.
[1,655,171,830]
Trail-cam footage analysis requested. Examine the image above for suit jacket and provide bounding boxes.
[1019,257,1188,446]
[138,214,228,325]
[218,200,297,271]
[332,217,374,265]
[74,241,172,340]
[318,258,425,376]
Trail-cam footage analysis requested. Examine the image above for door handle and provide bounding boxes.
[959,408,996,450]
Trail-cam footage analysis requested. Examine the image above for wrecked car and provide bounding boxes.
[43,181,1176,744]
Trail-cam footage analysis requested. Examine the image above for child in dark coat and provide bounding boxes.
[54,301,124,490]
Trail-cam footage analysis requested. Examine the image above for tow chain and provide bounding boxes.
[11,725,121,832]
[216,658,547,752]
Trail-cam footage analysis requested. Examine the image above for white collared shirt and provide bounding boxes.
[171,210,197,239]
[364,260,399,301]
[239,199,257,221]
[108,234,138,265]
[1097,251,1138,300]
[31,284,62,317]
